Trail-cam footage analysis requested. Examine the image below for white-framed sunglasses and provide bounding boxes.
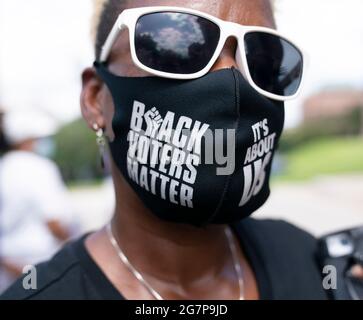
[99,6,307,101]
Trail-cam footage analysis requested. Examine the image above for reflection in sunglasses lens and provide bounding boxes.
[244,32,303,96]
[135,12,220,74]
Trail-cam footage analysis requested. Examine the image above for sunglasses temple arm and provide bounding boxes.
[100,14,125,62]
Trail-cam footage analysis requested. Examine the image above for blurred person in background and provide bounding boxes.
[0,110,77,292]
[1,0,362,300]
[0,109,9,156]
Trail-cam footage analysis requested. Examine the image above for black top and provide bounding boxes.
[0,218,329,300]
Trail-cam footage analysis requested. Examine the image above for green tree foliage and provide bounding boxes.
[279,106,362,153]
[53,118,104,183]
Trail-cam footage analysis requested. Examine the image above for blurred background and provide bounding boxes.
[0,0,362,291]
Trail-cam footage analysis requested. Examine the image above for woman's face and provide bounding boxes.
[81,0,275,143]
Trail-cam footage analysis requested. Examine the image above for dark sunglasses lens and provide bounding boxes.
[135,12,220,74]
[244,32,303,97]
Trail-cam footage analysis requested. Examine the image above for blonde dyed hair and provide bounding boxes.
[91,0,109,45]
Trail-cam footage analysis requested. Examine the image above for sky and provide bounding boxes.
[0,0,363,128]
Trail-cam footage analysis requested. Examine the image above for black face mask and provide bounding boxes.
[95,62,285,227]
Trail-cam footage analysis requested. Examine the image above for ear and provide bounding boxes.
[80,67,106,130]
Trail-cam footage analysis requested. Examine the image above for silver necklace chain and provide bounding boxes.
[106,222,244,300]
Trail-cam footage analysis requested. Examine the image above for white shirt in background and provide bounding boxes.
[0,150,74,268]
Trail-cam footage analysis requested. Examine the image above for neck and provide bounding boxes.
[111,166,231,285]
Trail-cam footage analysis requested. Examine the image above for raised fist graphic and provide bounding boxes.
[144,107,163,138]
